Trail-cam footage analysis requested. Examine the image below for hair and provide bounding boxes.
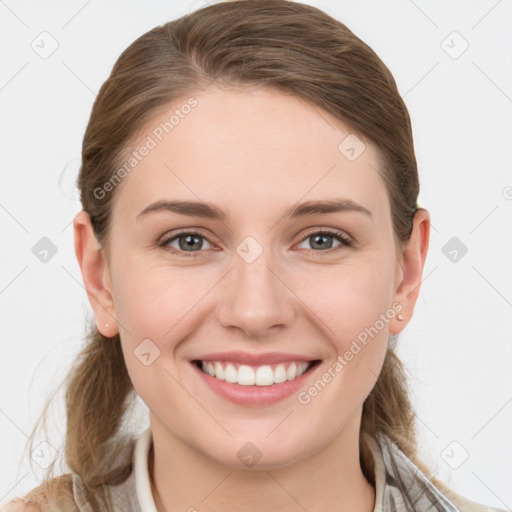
[14,1,455,511]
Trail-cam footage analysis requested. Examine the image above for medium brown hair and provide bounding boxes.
[17,1,452,510]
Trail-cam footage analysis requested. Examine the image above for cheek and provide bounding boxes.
[112,257,213,340]
[294,258,394,396]
[299,257,396,341]
[111,260,208,415]
[296,270,392,419]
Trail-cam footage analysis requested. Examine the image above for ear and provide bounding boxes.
[73,210,118,337]
[389,208,430,335]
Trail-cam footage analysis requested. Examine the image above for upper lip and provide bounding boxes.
[192,351,319,366]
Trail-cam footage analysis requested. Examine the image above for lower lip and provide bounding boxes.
[192,362,319,406]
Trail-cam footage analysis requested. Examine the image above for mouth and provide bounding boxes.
[190,352,322,406]
[193,359,320,386]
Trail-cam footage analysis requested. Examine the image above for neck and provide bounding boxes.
[148,416,376,512]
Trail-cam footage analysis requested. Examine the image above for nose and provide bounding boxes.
[216,246,297,340]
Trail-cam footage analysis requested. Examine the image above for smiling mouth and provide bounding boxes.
[193,360,321,386]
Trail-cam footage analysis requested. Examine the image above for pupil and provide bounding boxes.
[312,234,332,250]
[180,235,202,251]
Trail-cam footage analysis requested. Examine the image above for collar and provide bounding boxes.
[133,427,158,512]
[133,426,386,512]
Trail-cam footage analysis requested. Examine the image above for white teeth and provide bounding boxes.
[214,362,225,380]
[297,362,309,376]
[237,365,255,386]
[274,364,287,383]
[224,364,237,383]
[286,362,297,381]
[255,365,274,386]
[199,360,312,385]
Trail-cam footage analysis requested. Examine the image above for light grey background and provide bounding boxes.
[1,0,511,509]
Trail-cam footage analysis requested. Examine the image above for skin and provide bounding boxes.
[74,85,430,512]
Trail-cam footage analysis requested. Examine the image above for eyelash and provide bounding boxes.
[159,228,354,257]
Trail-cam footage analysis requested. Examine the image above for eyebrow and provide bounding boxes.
[136,198,372,221]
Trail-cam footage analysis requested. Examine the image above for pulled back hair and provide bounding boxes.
[15,1,454,510]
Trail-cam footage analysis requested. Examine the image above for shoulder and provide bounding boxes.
[0,475,76,512]
[0,499,40,512]
[444,488,507,512]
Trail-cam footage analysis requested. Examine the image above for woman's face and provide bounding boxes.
[78,85,428,469]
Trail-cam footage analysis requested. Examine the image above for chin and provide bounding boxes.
[195,430,318,472]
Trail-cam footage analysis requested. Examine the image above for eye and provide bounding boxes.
[160,231,213,254]
[159,228,353,257]
[296,229,353,252]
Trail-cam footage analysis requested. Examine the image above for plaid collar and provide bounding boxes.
[366,432,462,512]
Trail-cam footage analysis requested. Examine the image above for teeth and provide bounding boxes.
[274,364,287,383]
[255,365,273,386]
[286,362,297,380]
[297,362,309,376]
[214,362,225,380]
[224,364,237,383]
[238,365,255,385]
[199,360,312,385]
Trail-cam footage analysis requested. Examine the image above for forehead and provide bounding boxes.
[111,85,390,225]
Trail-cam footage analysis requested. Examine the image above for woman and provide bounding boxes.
[2,1,504,511]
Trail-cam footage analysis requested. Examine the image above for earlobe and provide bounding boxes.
[73,210,119,337]
[389,208,431,335]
